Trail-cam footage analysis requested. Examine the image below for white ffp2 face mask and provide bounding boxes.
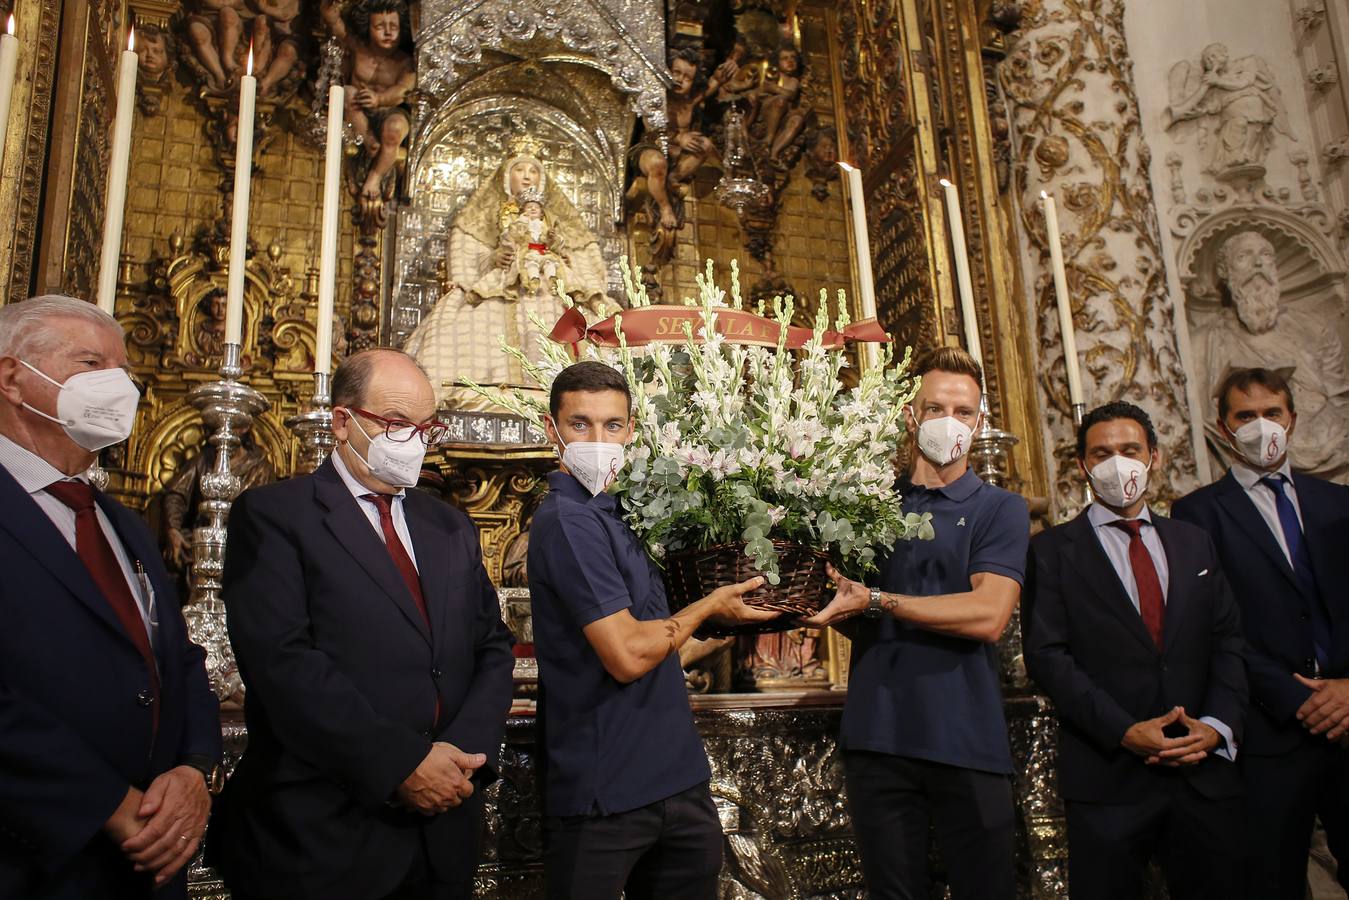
[913,414,974,466]
[1087,454,1150,508]
[348,414,427,488]
[20,361,140,451]
[1229,418,1287,469]
[551,420,626,496]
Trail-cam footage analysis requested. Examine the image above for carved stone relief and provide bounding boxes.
[1155,30,1349,484]
[1170,196,1349,482]
[1164,45,1293,182]
[1000,0,1200,511]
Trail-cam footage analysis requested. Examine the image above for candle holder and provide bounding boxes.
[286,371,336,475]
[968,395,1019,488]
[184,343,269,702]
[1055,401,1093,523]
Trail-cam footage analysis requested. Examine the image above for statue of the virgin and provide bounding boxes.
[404,147,612,410]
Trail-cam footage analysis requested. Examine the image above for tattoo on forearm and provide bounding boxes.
[881,595,899,613]
[664,619,680,652]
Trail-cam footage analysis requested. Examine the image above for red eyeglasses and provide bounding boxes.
[343,407,449,446]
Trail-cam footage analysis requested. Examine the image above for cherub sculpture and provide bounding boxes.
[320,0,416,202]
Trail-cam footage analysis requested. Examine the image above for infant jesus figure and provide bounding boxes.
[504,187,567,293]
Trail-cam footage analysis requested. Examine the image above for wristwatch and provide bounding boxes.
[181,755,227,796]
[863,587,886,619]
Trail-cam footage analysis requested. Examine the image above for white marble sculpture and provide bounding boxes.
[1165,44,1292,179]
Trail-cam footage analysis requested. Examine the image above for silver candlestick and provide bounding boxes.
[1056,401,1093,522]
[286,371,335,474]
[968,395,1020,488]
[184,342,269,702]
[967,396,1027,688]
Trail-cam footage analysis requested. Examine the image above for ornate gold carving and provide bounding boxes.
[423,452,552,586]
[1000,0,1200,509]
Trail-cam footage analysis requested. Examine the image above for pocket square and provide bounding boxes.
[1197,569,1209,576]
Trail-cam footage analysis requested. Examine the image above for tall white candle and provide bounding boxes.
[314,84,344,376]
[0,16,18,179]
[96,28,138,314]
[224,48,256,347]
[939,178,982,368]
[1041,190,1083,405]
[838,162,879,367]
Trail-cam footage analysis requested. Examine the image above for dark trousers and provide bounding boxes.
[842,749,1015,900]
[228,832,469,900]
[1065,775,1242,900]
[1242,740,1349,899]
[542,782,723,900]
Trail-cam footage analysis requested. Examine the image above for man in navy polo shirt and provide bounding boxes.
[528,361,776,900]
[805,346,1028,900]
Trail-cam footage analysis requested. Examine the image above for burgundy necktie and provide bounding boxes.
[364,494,438,725]
[363,493,429,625]
[44,480,160,732]
[1110,519,1165,648]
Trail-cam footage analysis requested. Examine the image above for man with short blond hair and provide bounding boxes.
[0,295,222,899]
[806,346,1029,900]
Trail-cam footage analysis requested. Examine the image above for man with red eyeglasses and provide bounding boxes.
[210,348,515,900]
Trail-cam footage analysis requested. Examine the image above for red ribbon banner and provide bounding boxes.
[549,305,891,355]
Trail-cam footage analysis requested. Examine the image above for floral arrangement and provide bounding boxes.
[472,260,933,584]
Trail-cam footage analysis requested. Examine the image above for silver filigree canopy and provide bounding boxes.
[417,0,671,132]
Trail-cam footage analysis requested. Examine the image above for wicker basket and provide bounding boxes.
[664,540,833,636]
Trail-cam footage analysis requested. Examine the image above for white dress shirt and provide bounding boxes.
[1229,458,1303,566]
[0,434,157,644]
[331,448,419,570]
[1088,502,1170,612]
[1087,501,1235,760]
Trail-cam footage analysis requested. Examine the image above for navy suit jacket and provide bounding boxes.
[1172,470,1349,755]
[1023,510,1247,803]
[0,464,222,900]
[209,458,514,900]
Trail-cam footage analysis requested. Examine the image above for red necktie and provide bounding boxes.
[44,480,160,732]
[363,494,438,725]
[1110,519,1165,648]
[363,494,429,624]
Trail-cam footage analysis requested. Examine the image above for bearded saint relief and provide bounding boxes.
[403,150,612,411]
[1192,230,1349,482]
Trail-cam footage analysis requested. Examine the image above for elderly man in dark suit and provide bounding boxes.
[211,347,515,900]
[0,294,223,899]
[1173,367,1349,898]
[1023,401,1247,900]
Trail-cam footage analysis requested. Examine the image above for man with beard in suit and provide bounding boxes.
[1024,401,1247,899]
[1173,368,1349,898]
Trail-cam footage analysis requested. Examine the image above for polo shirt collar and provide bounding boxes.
[1230,457,1293,491]
[547,469,618,513]
[903,467,982,502]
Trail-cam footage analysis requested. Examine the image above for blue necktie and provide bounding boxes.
[1262,475,1330,668]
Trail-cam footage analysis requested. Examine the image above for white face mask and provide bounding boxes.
[347,413,426,488]
[20,361,140,451]
[913,413,974,466]
[1087,454,1150,509]
[552,420,626,496]
[1228,417,1287,469]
